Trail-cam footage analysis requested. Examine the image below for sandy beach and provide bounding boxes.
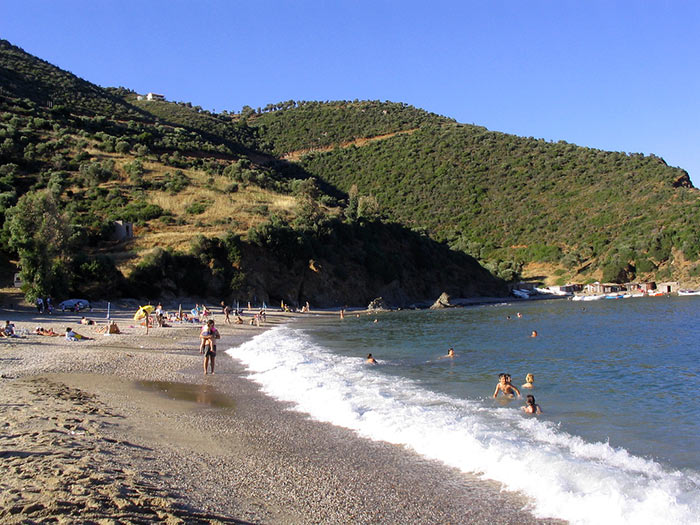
[0,299,564,524]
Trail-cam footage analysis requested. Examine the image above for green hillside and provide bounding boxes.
[0,40,505,306]
[251,104,700,284]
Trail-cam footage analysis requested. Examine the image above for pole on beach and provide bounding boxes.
[107,302,111,320]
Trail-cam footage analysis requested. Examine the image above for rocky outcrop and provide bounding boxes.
[430,292,456,309]
[367,297,390,311]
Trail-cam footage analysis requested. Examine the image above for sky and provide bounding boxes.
[3,1,699,185]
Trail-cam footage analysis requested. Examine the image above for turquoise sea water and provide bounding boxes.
[229,296,700,524]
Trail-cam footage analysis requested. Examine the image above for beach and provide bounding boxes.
[0,301,563,524]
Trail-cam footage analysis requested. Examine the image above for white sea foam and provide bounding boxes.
[227,326,700,525]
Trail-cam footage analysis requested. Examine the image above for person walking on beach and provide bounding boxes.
[36,297,44,313]
[221,301,232,324]
[200,319,220,374]
[493,373,521,398]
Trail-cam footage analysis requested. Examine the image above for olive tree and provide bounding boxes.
[4,190,70,300]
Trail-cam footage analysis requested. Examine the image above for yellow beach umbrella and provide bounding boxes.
[133,305,155,320]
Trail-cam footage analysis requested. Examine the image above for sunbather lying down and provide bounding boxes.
[65,327,93,341]
[95,322,121,335]
[35,326,60,336]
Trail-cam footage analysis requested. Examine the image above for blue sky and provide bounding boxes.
[3,1,699,185]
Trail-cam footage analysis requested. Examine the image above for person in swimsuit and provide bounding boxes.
[200,319,220,374]
[438,347,456,359]
[522,373,535,389]
[366,353,377,364]
[493,373,521,398]
[522,394,542,414]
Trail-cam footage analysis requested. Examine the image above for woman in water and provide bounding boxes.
[366,353,377,364]
[522,394,542,414]
[522,373,535,389]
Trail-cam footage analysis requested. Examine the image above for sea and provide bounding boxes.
[226,296,700,524]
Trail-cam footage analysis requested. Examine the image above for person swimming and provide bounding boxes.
[530,330,538,337]
[522,373,534,388]
[493,373,521,398]
[439,347,456,359]
[366,353,377,364]
[522,394,542,414]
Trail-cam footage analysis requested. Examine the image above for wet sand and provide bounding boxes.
[0,302,564,524]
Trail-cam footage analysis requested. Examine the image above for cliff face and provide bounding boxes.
[239,231,507,308]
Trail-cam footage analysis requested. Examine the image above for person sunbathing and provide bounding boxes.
[2,320,16,337]
[65,327,92,341]
[35,326,59,336]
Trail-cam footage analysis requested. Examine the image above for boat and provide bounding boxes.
[678,289,700,296]
[572,294,604,301]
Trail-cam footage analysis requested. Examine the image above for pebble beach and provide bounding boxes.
[0,300,564,524]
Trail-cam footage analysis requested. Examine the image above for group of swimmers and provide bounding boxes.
[365,348,542,415]
[493,372,541,414]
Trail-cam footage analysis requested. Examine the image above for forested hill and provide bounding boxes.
[250,104,700,285]
[2,37,700,310]
[0,40,506,306]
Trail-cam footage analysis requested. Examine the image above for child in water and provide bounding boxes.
[522,394,542,414]
[522,373,535,388]
[493,373,521,398]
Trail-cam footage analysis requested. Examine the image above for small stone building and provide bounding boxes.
[111,220,134,241]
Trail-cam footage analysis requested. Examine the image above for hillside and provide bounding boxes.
[0,40,505,306]
[251,104,700,285]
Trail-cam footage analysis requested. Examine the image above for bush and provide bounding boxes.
[186,201,207,215]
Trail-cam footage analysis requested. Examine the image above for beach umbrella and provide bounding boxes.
[133,305,155,320]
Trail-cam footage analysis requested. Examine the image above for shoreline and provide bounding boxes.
[0,303,564,524]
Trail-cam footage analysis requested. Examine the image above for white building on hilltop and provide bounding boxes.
[138,92,165,101]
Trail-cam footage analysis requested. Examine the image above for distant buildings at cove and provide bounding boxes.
[136,92,165,101]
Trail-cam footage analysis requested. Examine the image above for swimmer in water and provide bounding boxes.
[522,373,534,389]
[438,347,456,359]
[522,394,542,414]
[366,353,377,364]
[493,373,521,398]
[517,312,522,318]
[531,330,538,337]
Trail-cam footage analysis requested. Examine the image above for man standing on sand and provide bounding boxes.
[221,301,232,324]
[200,319,221,374]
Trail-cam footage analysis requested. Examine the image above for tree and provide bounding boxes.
[4,190,71,300]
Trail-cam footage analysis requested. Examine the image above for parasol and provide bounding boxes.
[133,305,155,320]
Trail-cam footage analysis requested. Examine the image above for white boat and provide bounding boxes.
[511,289,530,299]
[678,289,700,296]
[572,294,604,301]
